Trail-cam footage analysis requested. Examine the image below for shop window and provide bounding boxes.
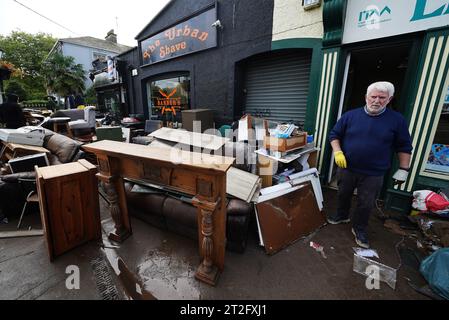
[102,91,121,115]
[425,85,449,174]
[303,0,321,10]
[146,74,190,125]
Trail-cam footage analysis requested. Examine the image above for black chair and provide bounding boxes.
[17,177,39,229]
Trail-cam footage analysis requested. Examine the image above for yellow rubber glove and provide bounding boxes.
[334,151,347,169]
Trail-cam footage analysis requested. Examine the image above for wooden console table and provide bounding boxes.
[82,140,235,286]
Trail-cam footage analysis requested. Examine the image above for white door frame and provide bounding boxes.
[327,52,351,184]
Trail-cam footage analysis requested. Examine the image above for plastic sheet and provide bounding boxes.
[420,248,449,299]
[353,254,397,289]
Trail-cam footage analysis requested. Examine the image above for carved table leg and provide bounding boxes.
[192,197,222,286]
[102,180,130,243]
[195,207,219,285]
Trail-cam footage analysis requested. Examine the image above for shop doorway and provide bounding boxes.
[328,42,413,188]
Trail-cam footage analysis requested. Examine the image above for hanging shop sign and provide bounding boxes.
[140,7,217,65]
[343,0,449,44]
[107,57,115,80]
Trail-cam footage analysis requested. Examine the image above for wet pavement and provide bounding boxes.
[0,188,429,300]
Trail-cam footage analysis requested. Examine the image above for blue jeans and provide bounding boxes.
[333,168,384,233]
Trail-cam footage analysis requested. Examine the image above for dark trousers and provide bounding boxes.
[335,169,384,233]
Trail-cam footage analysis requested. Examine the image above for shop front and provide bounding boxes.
[316,0,449,213]
[121,0,324,131]
[91,56,129,117]
[145,73,190,126]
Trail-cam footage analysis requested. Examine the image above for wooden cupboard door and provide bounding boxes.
[256,182,326,255]
[44,171,98,257]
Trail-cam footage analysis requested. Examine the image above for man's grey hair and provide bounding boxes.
[366,81,395,97]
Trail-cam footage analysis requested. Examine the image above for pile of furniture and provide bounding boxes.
[124,181,252,253]
[0,129,84,218]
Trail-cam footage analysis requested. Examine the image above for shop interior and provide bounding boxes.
[328,41,413,187]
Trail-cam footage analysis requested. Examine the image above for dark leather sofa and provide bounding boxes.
[123,181,252,253]
[0,129,83,218]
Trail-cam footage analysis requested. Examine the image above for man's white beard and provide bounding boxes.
[366,105,386,116]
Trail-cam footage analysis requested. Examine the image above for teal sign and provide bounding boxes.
[344,0,449,44]
[411,0,449,22]
[359,6,391,23]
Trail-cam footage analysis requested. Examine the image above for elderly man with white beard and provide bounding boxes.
[327,81,413,248]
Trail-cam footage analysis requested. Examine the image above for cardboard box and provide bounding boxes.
[263,132,307,152]
[181,109,214,132]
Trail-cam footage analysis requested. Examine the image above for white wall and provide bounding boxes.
[62,43,118,90]
[272,0,323,41]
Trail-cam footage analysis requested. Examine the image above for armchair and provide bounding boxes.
[68,106,96,135]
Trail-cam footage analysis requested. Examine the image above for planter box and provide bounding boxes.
[263,132,307,152]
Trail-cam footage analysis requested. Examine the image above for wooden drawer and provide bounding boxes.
[263,133,307,152]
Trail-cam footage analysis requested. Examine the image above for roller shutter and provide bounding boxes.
[244,51,311,125]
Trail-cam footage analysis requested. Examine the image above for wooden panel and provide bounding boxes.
[37,162,100,260]
[6,143,49,153]
[142,162,172,186]
[36,167,54,261]
[82,140,235,172]
[197,178,213,198]
[98,158,110,174]
[226,167,261,202]
[256,182,325,255]
[39,162,87,180]
[45,175,85,256]
[149,127,229,150]
[121,158,214,197]
[170,168,197,194]
[213,175,226,270]
[79,159,101,240]
[0,230,44,238]
[1,142,49,161]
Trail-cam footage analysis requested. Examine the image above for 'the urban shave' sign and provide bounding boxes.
[141,7,217,65]
[343,0,449,44]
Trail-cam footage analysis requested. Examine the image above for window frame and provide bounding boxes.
[420,80,449,179]
[146,73,191,121]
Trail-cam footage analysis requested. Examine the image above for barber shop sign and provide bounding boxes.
[140,7,217,65]
[343,0,449,44]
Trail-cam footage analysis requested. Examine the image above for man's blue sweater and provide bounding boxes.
[329,107,413,176]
